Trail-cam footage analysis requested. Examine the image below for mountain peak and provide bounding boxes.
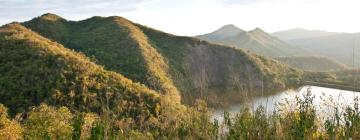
[251,27,265,32]
[249,27,268,35]
[291,28,307,31]
[220,24,240,30]
[38,13,65,21]
[201,24,244,38]
[279,28,310,33]
[216,24,244,33]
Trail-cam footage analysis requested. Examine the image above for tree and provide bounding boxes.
[0,104,23,140]
[24,104,73,140]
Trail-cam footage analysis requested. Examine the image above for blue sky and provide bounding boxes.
[1,0,359,36]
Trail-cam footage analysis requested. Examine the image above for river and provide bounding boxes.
[212,85,360,122]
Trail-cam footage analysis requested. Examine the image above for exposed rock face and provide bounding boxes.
[187,44,261,90]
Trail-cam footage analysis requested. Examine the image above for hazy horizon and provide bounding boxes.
[1,0,360,36]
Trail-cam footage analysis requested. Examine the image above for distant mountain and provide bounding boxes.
[272,28,342,40]
[276,56,348,72]
[197,24,245,40]
[285,33,360,68]
[196,25,308,57]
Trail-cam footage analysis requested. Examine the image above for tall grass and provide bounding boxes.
[217,88,360,139]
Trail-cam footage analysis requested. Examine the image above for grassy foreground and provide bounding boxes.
[217,88,360,140]
[2,88,360,139]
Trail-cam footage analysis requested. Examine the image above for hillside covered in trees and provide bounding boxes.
[21,13,304,106]
[0,13,305,139]
[276,56,348,72]
[0,22,218,139]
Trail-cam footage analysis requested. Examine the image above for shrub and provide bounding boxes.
[24,104,73,140]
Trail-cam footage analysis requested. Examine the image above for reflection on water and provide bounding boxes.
[212,85,360,122]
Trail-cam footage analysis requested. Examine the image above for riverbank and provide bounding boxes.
[212,85,360,139]
[303,81,360,92]
[212,85,360,123]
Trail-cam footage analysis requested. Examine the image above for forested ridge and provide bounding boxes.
[0,22,216,139]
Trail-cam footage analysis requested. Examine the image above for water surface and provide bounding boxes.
[212,86,360,122]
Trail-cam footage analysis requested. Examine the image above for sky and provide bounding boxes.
[0,0,359,36]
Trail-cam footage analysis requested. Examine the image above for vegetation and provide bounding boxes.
[218,89,360,139]
[0,23,163,120]
[23,14,181,103]
[276,56,348,72]
[1,13,359,139]
[24,104,73,140]
[0,104,23,140]
[21,13,304,107]
[138,23,303,106]
[2,87,360,139]
[0,22,221,139]
[0,101,219,139]
[303,70,360,91]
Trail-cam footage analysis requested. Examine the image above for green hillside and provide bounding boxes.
[22,13,303,106]
[1,22,226,139]
[196,26,309,57]
[276,56,348,72]
[303,70,360,91]
[0,23,166,124]
[120,23,303,106]
[23,13,181,103]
